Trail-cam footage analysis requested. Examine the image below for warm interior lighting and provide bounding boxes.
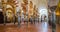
[6,10,13,18]
[56,11,60,15]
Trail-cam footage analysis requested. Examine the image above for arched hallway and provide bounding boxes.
[0,0,60,32]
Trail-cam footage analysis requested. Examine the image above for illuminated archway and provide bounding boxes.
[39,9,48,22]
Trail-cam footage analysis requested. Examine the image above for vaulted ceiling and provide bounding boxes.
[0,0,59,11]
[48,0,59,11]
[48,0,59,7]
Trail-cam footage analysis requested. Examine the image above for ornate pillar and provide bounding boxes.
[2,0,7,25]
[28,1,33,22]
[21,0,28,20]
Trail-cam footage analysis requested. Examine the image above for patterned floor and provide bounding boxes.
[0,22,53,32]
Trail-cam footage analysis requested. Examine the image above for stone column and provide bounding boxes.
[2,0,7,25]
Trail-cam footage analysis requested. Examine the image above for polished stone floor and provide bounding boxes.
[56,24,60,32]
[0,22,58,32]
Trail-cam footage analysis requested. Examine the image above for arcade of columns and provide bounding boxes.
[1,0,39,22]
